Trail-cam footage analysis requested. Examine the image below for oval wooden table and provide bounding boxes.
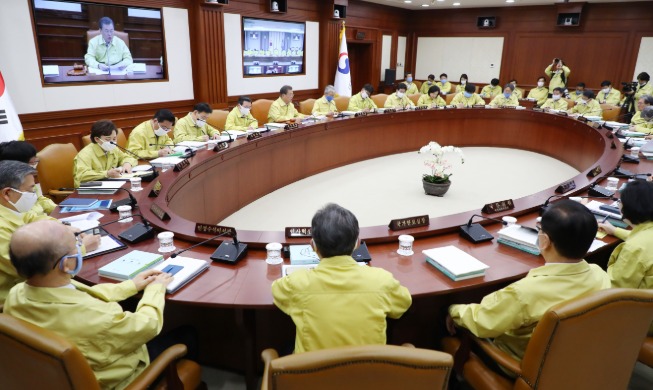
[69,108,638,389]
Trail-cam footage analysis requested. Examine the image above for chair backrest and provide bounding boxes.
[206,110,229,131]
[518,289,653,390]
[86,30,129,48]
[413,80,422,90]
[264,344,452,390]
[564,98,575,109]
[0,313,100,389]
[445,93,456,105]
[334,96,350,112]
[36,143,78,197]
[600,103,621,122]
[82,128,127,149]
[408,94,421,106]
[371,94,388,108]
[251,99,274,125]
[299,99,316,116]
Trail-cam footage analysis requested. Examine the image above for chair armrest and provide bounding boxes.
[261,348,280,390]
[125,344,187,390]
[471,336,522,376]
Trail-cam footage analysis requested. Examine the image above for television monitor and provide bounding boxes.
[31,0,166,85]
[242,17,305,77]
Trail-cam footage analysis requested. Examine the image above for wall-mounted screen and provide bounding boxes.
[31,0,166,84]
[242,17,305,77]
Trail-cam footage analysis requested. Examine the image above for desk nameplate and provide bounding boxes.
[150,203,170,221]
[148,180,162,198]
[195,224,235,236]
[482,199,515,214]
[389,215,429,231]
[173,159,190,172]
[285,227,312,238]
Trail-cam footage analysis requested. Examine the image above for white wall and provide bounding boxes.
[634,37,653,81]
[415,37,504,83]
[224,13,319,96]
[396,36,406,81]
[0,0,194,114]
[380,35,392,81]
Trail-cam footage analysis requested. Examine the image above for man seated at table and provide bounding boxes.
[526,76,549,106]
[4,220,174,389]
[347,84,377,112]
[509,79,523,99]
[84,17,133,71]
[126,109,175,160]
[572,82,587,103]
[446,200,610,365]
[596,80,621,105]
[480,78,502,98]
[384,83,414,109]
[0,161,100,305]
[541,87,569,111]
[417,85,446,108]
[73,120,137,187]
[272,203,412,353]
[225,96,258,130]
[635,106,653,135]
[631,95,653,126]
[174,103,220,142]
[436,73,452,95]
[489,84,520,108]
[403,72,419,95]
[420,74,436,95]
[268,85,304,122]
[312,85,339,117]
[635,72,653,105]
[451,84,485,108]
[568,90,602,117]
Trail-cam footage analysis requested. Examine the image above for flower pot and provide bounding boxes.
[422,179,451,197]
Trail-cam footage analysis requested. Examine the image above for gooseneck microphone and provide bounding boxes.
[210,230,248,264]
[110,142,159,182]
[459,214,508,244]
[170,230,232,258]
[77,213,154,244]
[59,186,137,213]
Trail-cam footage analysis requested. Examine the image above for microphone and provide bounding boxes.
[59,186,137,213]
[169,230,232,259]
[110,142,159,182]
[78,213,154,244]
[459,214,507,243]
[105,41,111,75]
[210,229,248,264]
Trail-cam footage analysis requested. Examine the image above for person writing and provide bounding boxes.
[489,84,520,108]
[268,85,305,122]
[541,87,569,111]
[312,85,339,117]
[225,96,258,130]
[347,84,377,112]
[480,78,502,99]
[272,203,412,353]
[568,90,602,118]
[420,74,436,95]
[126,109,175,159]
[384,83,414,109]
[451,84,485,108]
[417,86,446,108]
[84,17,133,71]
[174,103,221,142]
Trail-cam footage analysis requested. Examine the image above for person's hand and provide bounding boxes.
[122,163,132,174]
[248,125,255,130]
[645,135,653,140]
[107,168,122,178]
[599,222,617,237]
[445,314,457,335]
[326,111,335,117]
[158,148,171,157]
[150,272,174,287]
[98,64,109,71]
[117,65,127,71]
[362,108,370,113]
[80,233,101,252]
[212,134,221,140]
[456,103,463,109]
[133,269,163,291]
[201,135,209,142]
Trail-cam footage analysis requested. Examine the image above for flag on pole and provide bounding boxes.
[0,71,24,142]
[334,22,352,97]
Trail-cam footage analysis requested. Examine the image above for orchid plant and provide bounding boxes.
[419,141,465,184]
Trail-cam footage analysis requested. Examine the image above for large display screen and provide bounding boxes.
[31,0,166,84]
[242,17,305,77]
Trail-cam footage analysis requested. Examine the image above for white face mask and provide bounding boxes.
[552,94,561,101]
[98,139,116,152]
[154,127,168,137]
[8,188,38,213]
[396,91,404,98]
[602,88,610,94]
[579,99,588,105]
[361,91,368,99]
[196,119,206,127]
[239,106,251,116]
[537,81,545,87]
[461,79,467,85]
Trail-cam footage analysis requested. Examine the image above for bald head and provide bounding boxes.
[10,221,74,279]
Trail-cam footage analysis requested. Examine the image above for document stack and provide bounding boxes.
[497,225,540,255]
[422,246,489,281]
[288,245,320,265]
[98,250,163,281]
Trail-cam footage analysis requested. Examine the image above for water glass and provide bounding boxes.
[117,205,132,223]
[266,242,283,265]
[157,232,176,253]
[397,235,414,256]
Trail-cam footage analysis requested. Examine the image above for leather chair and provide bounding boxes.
[371,94,388,108]
[299,99,316,115]
[82,128,127,148]
[251,99,274,125]
[86,30,130,48]
[639,337,653,368]
[442,288,653,390]
[261,344,452,390]
[600,103,620,121]
[408,94,421,106]
[564,98,575,110]
[36,143,77,200]
[334,96,350,112]
[445,93,457,105]
[0,313,204,390]
[206,109,229,131]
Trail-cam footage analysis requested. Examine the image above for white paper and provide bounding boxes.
[131,63,146,73]
[79,181,125,189]
[422,246,489,276]
[152,256,210,293]
[131,164,153,172]
[177,141,208,148]
[498,225,538,246]
[588,239,607,253]
[42,65,59,76]
[264,122,287,129]
[585,200,623,219]
[84,235,124,257]
[59,212,104,223]
[88,67,109,75]
[68,220,100,232]
[151,156,185,165]
[222,130,246,138]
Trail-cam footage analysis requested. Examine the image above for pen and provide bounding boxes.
[601,215,609,224]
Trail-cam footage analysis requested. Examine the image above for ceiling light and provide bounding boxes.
[506,0,515,3]
[422,4,430,7]
[453,2,460,5]
[404,0,412,3]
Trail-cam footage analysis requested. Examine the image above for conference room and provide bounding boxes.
[1,0,653,389]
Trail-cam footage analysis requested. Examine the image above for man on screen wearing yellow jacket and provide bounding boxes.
[596,80,621,105]
[568,90,602,117]
[126,109,175,160]
[384,83,414,109]
[312,85,339,117]
[225,96,258,130]
[489,84,520,108]
[451,84,485,108]
[268,85,305,122]
[5,220,174,389]
[541,88,569,111]
[174,103,221,142]
[348,84,377,112]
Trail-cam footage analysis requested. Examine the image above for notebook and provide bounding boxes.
[152,256,209,293]
[423,246,489,281]
[59,198,98,207]
[98,250,164,281]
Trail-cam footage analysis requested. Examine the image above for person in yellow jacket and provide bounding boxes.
[268,85,305,122]
[509,79,523,100]
[451,84,485,108]
[225,96,258,130]
[272,203,412,353]
[541,87,569,111]
[447,200,610,363]
[420,74,436,94]
[0,161,100,305]
[631,95,653,126]
[454,74,469,94]
[489,84,520,107]
[84,17,132,71]
[312,85,339,117]
[571,82,586,103]
[596,80,621,105]
[633,106,653,134]
[545,58,571,93]
[347,84,377,112]
[480,78,502,98]
[526,77,549,106]
[73,120,137,187]
[4,220,175,389]
[568,90,602,117]
[174,102,220,142]
[403,73,419,95]
[384,83,414,109]
[417,85,446,108]
[635,72,653,105]
[126,109,175,160]
[436,73,453,95]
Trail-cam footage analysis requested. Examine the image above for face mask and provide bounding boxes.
[154,125,169,137]
[98,139,116,152]
[427,81,432,85]
[503,92,512,99]
[8,188,38,213]
[441,79,447,84]
[406,77,413,83]
[196,118,206,127]
[463,92,472,98]
[461,79,467,85]
[537,81,544,87]
[552,94,561,101]
[361,91,368,99]
[602,88,610,94]
[326,96,334,102]
[579,99,588,105]
[396,91,404,98]
[640,81,647,87]
[239,106,251,116]
[575,90,582,95]
[59,241,83,276]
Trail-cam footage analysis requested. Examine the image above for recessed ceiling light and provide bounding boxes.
[404,0,412,3]
[437,0,445,2]
[506,0,515,3]
[453,2,460,5]
[422,4,430,7]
